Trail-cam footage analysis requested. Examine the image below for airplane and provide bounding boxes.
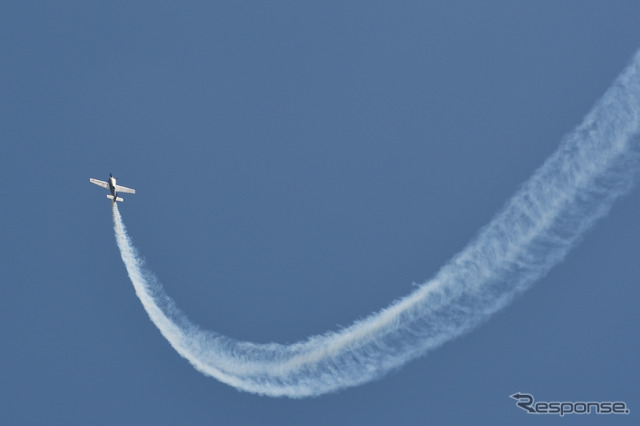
[90,173,135,202]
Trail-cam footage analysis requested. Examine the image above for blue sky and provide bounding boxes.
[2,2,639,424]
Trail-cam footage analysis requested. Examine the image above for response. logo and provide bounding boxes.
[510,392,630,417]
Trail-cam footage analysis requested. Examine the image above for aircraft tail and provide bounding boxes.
[107,194,124,202]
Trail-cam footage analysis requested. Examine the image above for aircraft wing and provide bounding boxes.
[115,185,136,194]
[90,178,109,189]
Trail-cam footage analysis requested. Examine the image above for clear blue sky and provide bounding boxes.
[1,2,638,425]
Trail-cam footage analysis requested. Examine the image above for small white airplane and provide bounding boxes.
[90,173,136,202]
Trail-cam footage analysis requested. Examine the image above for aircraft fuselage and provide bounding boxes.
[108,174,118,197]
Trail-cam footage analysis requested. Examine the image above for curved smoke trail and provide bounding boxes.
[113,50,640,397]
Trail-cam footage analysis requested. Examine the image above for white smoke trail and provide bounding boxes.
[112,50,640,397]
